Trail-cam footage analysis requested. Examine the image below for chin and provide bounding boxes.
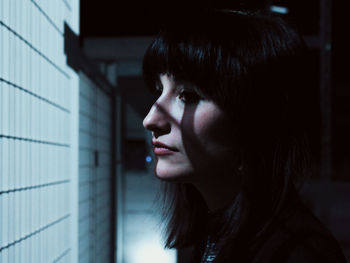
[154,162,195,182]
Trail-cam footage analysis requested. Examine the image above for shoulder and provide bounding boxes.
[268,233,347,263]
[251,204,347,263]
[283,242,345,263]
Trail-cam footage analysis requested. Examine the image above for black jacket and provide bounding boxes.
[198,202,346,263]
[248,204,346,263]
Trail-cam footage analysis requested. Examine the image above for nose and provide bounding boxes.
[143,102,171,135]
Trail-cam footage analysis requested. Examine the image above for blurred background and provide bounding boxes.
[0,0,349,262]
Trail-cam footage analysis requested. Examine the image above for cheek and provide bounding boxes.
[181,103,234,171]
[193,109,230,146]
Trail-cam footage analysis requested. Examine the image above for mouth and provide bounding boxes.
[152,141,178,155]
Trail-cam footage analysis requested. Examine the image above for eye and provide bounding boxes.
[178,90,202,104]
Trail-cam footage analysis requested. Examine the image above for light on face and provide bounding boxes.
[145,155,152,163]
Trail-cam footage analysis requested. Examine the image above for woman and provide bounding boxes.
[142,9,346,263]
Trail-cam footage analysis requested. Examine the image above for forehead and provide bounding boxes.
[159,74,175,86]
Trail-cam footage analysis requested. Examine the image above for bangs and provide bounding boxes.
[142,14,247,111]
[142,32,228,95]
[142,11,308,120]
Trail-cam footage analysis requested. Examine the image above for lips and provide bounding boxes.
[152,140,178,155]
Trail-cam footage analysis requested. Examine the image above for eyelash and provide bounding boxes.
[153,85,202,104]
[178,90,201,103]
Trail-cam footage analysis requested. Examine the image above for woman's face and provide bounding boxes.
[143,74,234,183]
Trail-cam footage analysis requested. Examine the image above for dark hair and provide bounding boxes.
[143,9,314,259]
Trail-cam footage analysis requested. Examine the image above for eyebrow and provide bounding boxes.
[174,80,195,90]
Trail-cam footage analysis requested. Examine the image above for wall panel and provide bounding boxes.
[0,0,79,262]
[78,73,113,263]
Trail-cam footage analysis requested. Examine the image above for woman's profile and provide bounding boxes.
[142,8,346,263]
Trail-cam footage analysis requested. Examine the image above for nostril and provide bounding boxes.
[143,115,171,136]
[142,101,172,136]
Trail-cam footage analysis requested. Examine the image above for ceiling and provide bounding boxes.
[80,0,348,83]
[80,0,320,37]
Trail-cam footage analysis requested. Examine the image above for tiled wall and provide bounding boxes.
[0,0,79,262]
[78,73,113,263]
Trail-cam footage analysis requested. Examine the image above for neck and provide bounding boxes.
[192,175,237,212]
